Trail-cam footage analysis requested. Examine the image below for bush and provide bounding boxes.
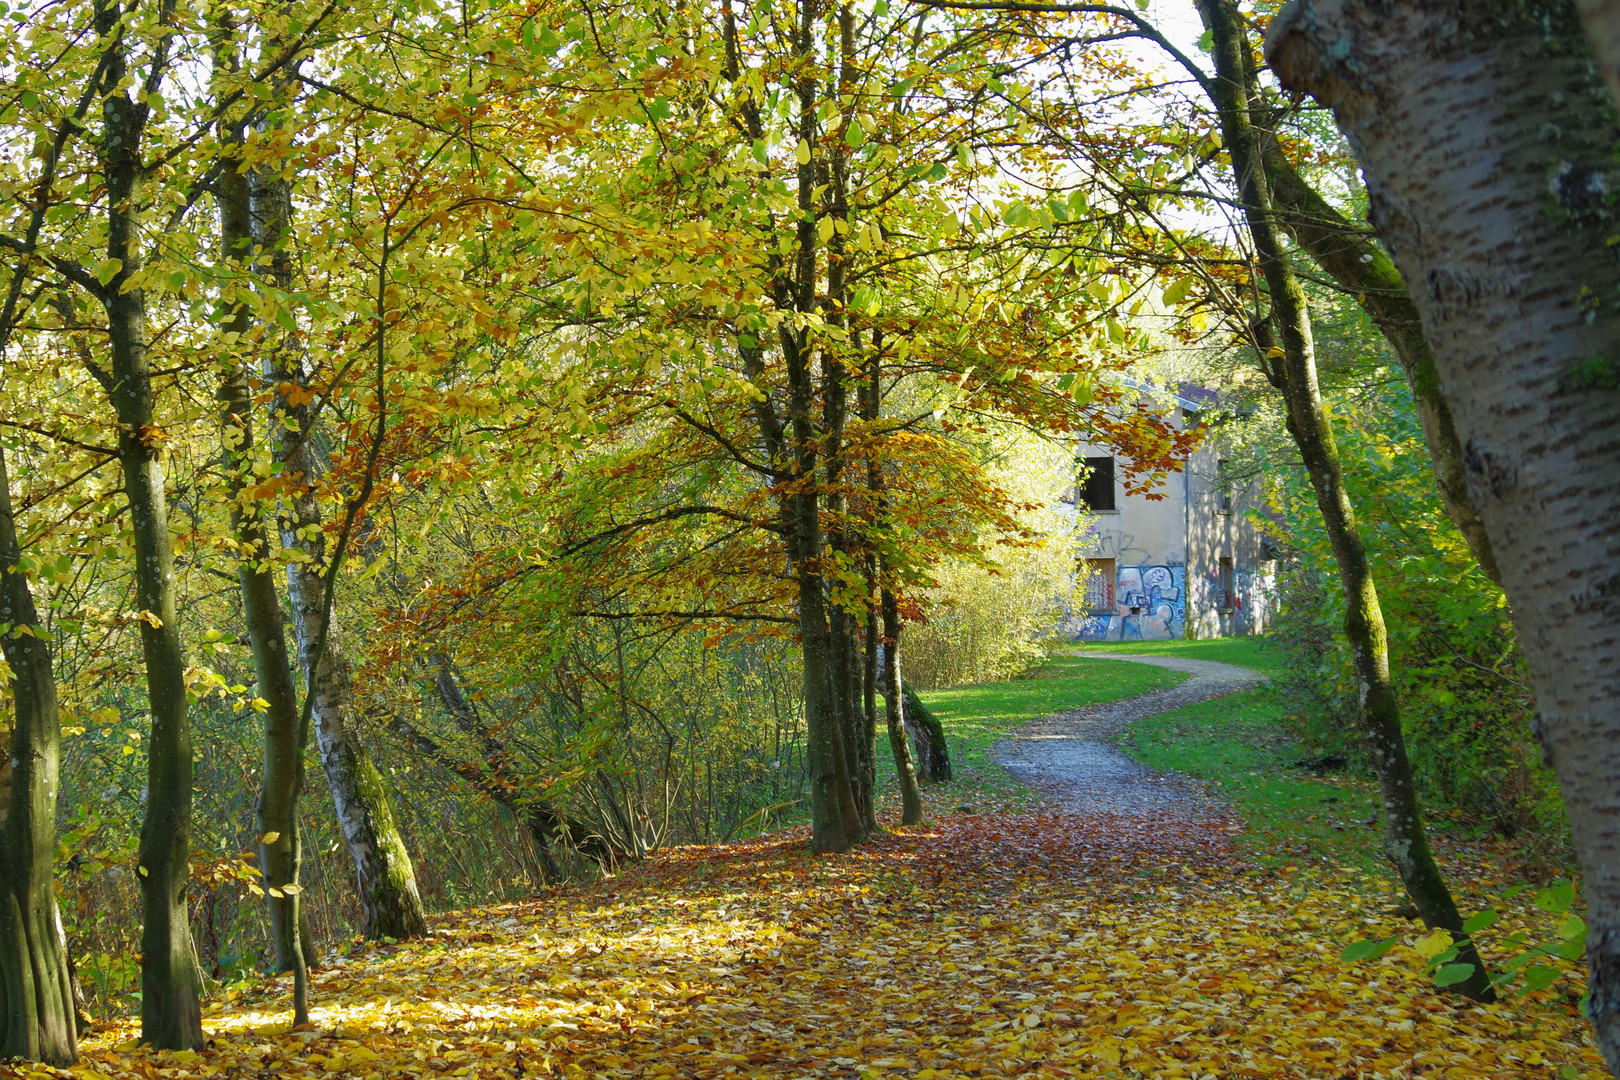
[1267,381,1567,864]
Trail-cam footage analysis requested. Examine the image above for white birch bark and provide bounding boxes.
[1268,1,1620,1065]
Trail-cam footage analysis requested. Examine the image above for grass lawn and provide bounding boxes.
[1124,682,1387,870]
[916,652,1186,778]
[1071,635,1288,676]
[919,636,1385,868]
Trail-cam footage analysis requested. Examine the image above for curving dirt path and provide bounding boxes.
[991,652,1266,822]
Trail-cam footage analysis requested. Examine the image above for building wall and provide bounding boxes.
[1059,399,1275,642]
[1181,430,1274,639]
[1069,564,1187,641]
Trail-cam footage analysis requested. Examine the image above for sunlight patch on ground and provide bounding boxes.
[44,811,1604,1080]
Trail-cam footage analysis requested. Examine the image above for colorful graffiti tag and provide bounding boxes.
[1071,564,1186,641]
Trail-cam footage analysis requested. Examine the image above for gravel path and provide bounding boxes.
[991,653,1266,820]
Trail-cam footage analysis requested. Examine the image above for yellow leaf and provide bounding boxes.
[1414,928,1454,960]
[261,831,281,845]
[795,138,811,165]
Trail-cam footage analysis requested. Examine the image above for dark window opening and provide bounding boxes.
[1219,556,1235,610]
[1217,457,1232,513]
[1079,456,1116,511]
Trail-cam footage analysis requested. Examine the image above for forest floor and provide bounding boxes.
[17,643,1606,1080]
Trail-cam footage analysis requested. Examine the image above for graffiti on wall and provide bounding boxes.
[1072,564,1186,641]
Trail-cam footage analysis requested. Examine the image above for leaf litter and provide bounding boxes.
[14,803,1605,1079]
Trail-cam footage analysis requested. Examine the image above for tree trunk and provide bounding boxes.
[1262,143,1500,584]
[94,11,204,1045]
[901,684,952,783]
[1200,0,1495,1002]
[248,164,428,944]
[1268,0,1620,1057]
[0,446,78,1065]
[880,585,925,825]
[215,101,312,988]
[791,492,863,852]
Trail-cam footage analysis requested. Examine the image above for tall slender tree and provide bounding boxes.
[247,82,429,945]
[210,19,315,1015]
[1196,0,1491,1000]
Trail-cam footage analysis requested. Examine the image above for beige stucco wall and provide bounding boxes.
[1059,398,1275,641]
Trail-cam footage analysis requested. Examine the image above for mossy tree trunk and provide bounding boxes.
[1261,146,1500,584]
[1199,0,1492,1002]
[0,446,78,1065]
[900,685,952,784]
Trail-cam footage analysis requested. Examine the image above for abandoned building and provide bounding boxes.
[1058,382,1275,641]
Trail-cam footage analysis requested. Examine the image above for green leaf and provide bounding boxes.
[844,119,866,149]
[957,143,972,170]
[1534,881,1575,914]
[1161,275,1193,305]
[1433,963,1477,987]
[1558,914,1587,941]
[1519,964,1561,993]
[1426,945,1461,969]
[646,96,672,121]
[1197,28,1214,51]
[1340,936,1398,963]
[1461,910,1499,935]
[752,139,769,164]
[95,258,123,287]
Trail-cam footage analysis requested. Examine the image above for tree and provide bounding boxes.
[247,76,430,947]
[1196,0,1491,1000]
[1267,0,1620,1062]
[210,17,317,1010]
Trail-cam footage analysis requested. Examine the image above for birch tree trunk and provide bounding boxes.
[1199,0,1494,1001]
[1268,0,1620,1060]
[249,157,428,945]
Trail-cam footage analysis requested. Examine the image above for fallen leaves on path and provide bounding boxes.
[16,809,1604,1079]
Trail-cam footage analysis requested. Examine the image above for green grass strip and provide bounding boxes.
[1124,682,1385,870]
